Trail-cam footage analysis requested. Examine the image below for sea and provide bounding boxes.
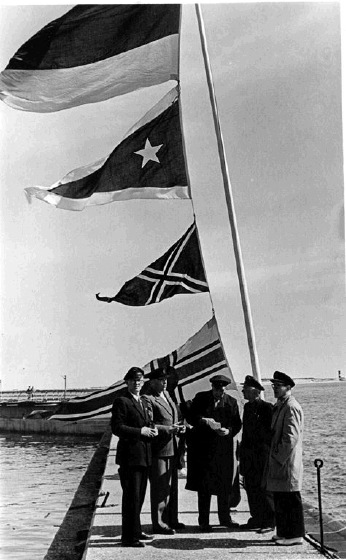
[0,382,345,560]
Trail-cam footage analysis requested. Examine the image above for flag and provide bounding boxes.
[49,316,236,421]
[25,87,189,210]
[0,5,180,112]
[96,222,208,305]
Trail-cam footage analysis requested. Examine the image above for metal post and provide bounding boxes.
[195,4,262,384]
[314,458,324,553]
[62,375,67,400]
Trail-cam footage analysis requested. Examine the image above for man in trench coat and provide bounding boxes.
[266,370,305,546]
[185,374,242,531]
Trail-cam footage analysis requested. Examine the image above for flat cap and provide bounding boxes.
[210,374,232,386]
[124,367,144,381]
[270,370,295,387]
[148,367,171,380]
[242,375,264,391]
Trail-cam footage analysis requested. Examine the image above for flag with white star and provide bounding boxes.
[96,222,209,306]
[25,87,189,210]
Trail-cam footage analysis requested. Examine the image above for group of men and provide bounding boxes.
[111,366,305,548]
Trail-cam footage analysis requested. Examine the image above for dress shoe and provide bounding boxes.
[199,525,213,532]
[257,526,275,534]
[271,534,282,541]
[241,518,261,530]
[139,532,154,541]
[121,540,145,548]
[276,537,303,546]
[220,520,239,529]
[171,522,186,530]
[153,526,176,535]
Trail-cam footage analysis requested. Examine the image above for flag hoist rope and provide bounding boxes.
[195,4,262,384]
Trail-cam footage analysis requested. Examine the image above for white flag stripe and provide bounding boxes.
[0,36,179,112]
[139,270,208,288]
[177,360,228,386]
[51,404,113,421]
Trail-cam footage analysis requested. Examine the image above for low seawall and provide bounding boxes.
[0,417,110,435]
[44,427,112,560]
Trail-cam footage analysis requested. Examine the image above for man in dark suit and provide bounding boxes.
[111,367,158,548]
[142,367,185,534]
[239,375,275,532]
[185,374,242,531]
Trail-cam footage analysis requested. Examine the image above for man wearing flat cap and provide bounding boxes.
[185,374,242,531]
[240,375,275,532]
[111,367,158,547]
[266,371,305,546]
[142,366,185,534]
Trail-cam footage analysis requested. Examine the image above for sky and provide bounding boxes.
[0,2,344,392]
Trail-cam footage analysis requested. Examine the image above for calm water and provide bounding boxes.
[0,383,345,559]
[0,433,99,560]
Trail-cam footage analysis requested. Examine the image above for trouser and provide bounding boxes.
[273,491,305,538]
[197,490,231,526]
[150,456,175,529]
[244,477,275,527]
[119,466,148,542]
[162,459,179,527]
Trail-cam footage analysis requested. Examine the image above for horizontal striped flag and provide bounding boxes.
[0,5,180,112]
[25,87,189,210]
[96,222,208,305]
[49,316,236,422]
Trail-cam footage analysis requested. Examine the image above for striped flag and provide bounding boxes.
[0,5,180,112]
[96,222,208,305]
[49,316,236,422]
[25,87,189,210]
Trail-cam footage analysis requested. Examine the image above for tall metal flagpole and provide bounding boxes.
[195,4,262,383]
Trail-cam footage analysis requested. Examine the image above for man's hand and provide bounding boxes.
[170,423,186,434]
[141,426,158,437]
[216,427,230,437]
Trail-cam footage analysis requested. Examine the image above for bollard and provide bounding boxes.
[100,491,110,507]
[314,458,324,553]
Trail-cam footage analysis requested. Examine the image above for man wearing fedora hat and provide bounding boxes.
[239,375,275,533]
[266,371,305,546]
[185,374,242,531]
[111,367,158,547]
[142,366,185,535]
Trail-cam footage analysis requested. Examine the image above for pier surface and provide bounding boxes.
[82,435,340,560]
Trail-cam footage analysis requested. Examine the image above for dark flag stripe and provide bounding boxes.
[0,5,181,112]
[49,317,235,421]
[25,87,189,209]
[96,222,209,306]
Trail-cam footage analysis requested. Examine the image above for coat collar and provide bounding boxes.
[152,391,176,416]
[127,391,147,420]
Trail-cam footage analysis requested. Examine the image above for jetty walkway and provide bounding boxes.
[81,435,342,560]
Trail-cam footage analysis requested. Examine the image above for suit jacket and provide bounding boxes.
[111,391,153,468]
[266,394,304,492]
[142,391,179,457]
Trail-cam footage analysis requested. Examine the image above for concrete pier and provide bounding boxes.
[81,435,342,560]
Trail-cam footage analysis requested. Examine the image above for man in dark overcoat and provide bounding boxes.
[185,374,242,531]
[111,366,158,547]
[142,367,185,534]
[239,375,275,532]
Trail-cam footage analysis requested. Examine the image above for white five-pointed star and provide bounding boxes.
[135,138,163,168]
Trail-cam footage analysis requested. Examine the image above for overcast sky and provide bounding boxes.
[0,2,344,391]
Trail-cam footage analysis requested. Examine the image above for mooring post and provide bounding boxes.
[314,458,324,553]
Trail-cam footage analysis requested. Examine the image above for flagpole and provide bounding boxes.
[195,4,262,383]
